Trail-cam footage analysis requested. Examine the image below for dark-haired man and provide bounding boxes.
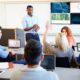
[11,39,59,80]
[22,5,40,42]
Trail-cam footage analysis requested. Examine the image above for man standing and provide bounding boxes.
[22,5,40,42]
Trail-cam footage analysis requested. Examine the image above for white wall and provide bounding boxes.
[0,3,6,27]
[0,2,80,34]
[48,24,80,35]
[0,2,50,32]
[0,2,80,44]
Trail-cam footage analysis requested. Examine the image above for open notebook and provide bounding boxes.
[8,39,20,48]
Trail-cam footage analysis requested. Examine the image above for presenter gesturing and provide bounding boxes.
[22,5,40,42]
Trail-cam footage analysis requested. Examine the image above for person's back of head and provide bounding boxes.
[24,39,42,65]
[55,32,69,51]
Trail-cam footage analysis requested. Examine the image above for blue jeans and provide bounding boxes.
[26,33,40,42]
[13,59,27,65]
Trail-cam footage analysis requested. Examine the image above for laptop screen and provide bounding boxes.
[77,43,80,52]
[8,39,20,48]
[41,55,55,71]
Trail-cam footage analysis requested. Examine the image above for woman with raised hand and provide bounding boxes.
[43,22,80,68]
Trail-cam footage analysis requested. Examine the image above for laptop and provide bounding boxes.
[41,55,56,71]
[77,43,80,52]
[8,39,20,48]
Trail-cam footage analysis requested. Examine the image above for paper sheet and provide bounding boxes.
[0,62,9,69]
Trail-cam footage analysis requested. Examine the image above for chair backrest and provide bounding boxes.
[41,55,56,71]
[56,57,70,68]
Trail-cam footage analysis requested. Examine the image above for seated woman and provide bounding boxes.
[43,22,80,68]
[61,26,75,50]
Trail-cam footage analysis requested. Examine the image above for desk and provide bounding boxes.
[55,67,80,80]
[0,64,80,80]
[8,48,24,60]
[0,64,23,79]
[8,48,24,55]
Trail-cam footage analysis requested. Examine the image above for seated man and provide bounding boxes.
[0,27,15,62]
[11,39,59,80]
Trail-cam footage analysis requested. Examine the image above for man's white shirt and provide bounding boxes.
[11,65,59,80]
[22,15,39,34]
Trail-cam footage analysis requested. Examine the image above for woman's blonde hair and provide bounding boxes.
[55,33,69,51]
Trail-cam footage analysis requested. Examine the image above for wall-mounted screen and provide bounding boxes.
[51,2,80,24]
